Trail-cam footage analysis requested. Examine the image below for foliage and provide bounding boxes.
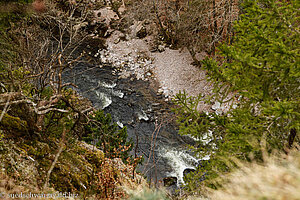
[129,0,238,59]
[84,110,134,164]
[175,0,238,56]
[0,130,3,145]
[174,0,299,190]
[0,0,32,30]
[96,158,126,199]
[0,0,143,199]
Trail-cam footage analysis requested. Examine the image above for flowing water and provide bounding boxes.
[63,56,201,187]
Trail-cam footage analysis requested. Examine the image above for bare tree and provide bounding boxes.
[128,0,239,62]
[176,0,239,58]
[0,1,95,132]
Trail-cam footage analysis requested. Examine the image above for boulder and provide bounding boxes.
[80,36,106,56]
[158,45,165,52]
[136,26,147,39]
[212,101,221,111]
[130,21,147,39]
[94,7,119,26]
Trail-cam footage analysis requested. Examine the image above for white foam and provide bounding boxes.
[137,110,149,121]
[159,147,198,185]
[112,90,124,98]
[116,121,124,128]
[99,81,117,88]
[95,91,112,109]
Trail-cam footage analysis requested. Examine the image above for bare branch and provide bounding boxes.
[43,127,66,190]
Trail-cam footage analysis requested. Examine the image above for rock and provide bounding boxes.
[145,60,152,65]
[86,18,108,36]
[163,177,177,187]
[180,135,197,146]
[114,37,120,44]
[116,121,124,128]
[152,102,160,107]
[157,88,163,94]
[118,2,126,15]
[150,46,158,52]
[212,101,221,111]
[80,36,106,56]
[130,21,147,39]
[104,28,114,37]
[125,34,131,41]
[158,45,165,52]
[94,7,119,26]
[194,51,208,62]
[96,22,109,37]
[144,19,151,25]
[136,26,147,39]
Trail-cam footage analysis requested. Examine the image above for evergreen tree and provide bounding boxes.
[84,110,134,164]
[175,0,299,189]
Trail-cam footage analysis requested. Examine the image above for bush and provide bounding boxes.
[84,110,134,164]
[175,0,299,190]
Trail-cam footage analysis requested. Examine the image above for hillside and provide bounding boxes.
[0,0,299,199]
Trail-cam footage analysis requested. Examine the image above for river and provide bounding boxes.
[62,43,201,188]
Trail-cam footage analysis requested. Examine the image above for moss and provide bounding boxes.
[0,113,28,136]
[0,130,3,145]
[44,141,105,194]
[25,141,51,157]
[84,149,104,166]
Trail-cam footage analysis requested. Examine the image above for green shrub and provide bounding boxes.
[175,0,299,190]
[84,110,134,164]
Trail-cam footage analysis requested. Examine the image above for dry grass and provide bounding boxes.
[209,151,300,200]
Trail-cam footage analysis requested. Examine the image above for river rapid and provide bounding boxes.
[63,43,201,187]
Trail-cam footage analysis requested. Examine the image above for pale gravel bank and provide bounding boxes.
[151,48,214,112]
[103,29,215,112]
[92,7,234,113]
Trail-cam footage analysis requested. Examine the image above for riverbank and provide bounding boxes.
[102,20,215,112]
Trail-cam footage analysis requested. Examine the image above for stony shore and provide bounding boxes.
[91,7,237,114]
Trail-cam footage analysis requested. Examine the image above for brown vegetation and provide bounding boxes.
[128,0,239,62]
[0,1,146,199]
[209,150,300,200]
